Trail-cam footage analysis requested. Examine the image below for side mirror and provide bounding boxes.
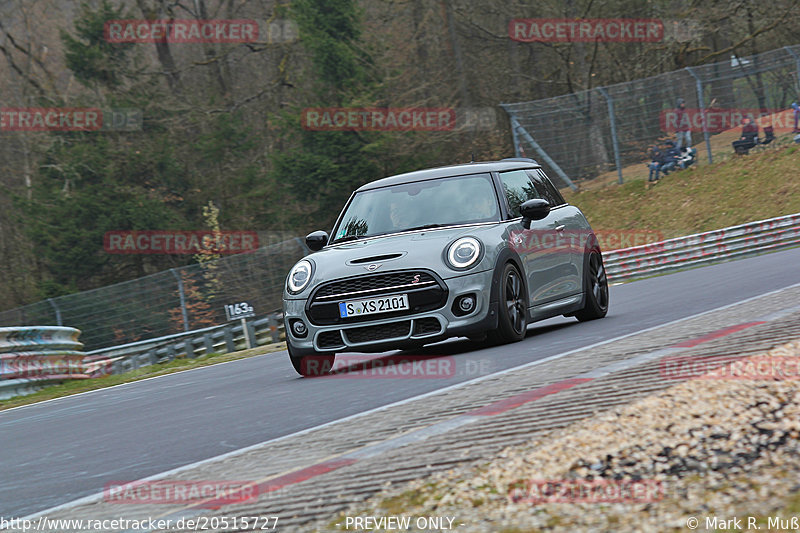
[520,199,550,229]
[305,230,328,251]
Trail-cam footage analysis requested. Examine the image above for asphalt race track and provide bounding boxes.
[2,247,799,519]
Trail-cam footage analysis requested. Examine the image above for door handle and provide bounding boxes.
[555,225,566,232]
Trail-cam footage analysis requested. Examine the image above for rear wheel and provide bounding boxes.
[287,342,335,377]
[487,263,528,344]
[575,251,609,321]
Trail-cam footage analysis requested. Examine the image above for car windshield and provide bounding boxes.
[331,173,500,242]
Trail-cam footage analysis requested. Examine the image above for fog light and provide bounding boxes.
[452,294,477,316]
[459,296,476,313]
[291,319,308,338]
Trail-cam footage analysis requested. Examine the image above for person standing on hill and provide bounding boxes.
[675,98,692,148]
[792,98,800,133]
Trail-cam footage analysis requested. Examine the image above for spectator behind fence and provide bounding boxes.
[675,98,691,148]
[647,145,664,182]
[647,141,681,182]
[792,99,800,134]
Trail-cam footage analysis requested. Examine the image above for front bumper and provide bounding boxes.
[283,269,497,355]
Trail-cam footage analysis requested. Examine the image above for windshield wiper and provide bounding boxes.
[331,235,364,244]
[332,224,445,243]
[403,224,447,232]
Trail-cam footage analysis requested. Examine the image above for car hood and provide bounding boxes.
[289,225,500,298]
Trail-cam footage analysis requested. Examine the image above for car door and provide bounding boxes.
[498,169,575,306]
[527,169,585,288]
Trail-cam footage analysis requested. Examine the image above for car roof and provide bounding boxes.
[356,159,542,192]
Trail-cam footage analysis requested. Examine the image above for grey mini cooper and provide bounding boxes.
[283,159,608,376]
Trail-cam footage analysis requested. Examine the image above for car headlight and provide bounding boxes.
[446,237,482,270]
[287,259,313,294]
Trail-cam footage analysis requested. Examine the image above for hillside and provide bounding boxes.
[565,139,800,239]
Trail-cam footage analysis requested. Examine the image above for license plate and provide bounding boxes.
[339,294,410,318]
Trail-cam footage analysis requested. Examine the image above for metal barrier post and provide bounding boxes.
[241,318,254,350]
[508,116,578,191]
[223,327,236,352]
[268,314,280,343]
[597,87,624,184]
[685,66,713,164]
[170,268,190,332]
[246,320,258,347]
[784,46,800,87]
[47,298,63,326]
[510,116,522,157]
[203,333,215,355]
[184,339,197,358]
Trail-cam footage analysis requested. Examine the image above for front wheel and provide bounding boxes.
[574,251,609,321]
[487,263,528,344]
[288,342,335,377]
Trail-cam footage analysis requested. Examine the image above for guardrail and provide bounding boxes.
[85,313,285,376]
[1,316,286,400]
[0,327,86,399]
[604,212,800,281]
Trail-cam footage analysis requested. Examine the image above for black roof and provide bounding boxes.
[356,159,541,192]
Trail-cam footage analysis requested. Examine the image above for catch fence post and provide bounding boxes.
[170,268,190,332]
[597,87,623,184]
[47,298,63,326]
[685,66,713,164]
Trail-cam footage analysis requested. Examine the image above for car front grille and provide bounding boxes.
[313,317,443,351]
[343,321,412,344]
[317,330,345,349]
[314,271,438,299]
[413,317,442,336]
[307,270,448,325]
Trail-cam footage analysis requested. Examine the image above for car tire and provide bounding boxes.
[487,262,528,344]
[574,250,609,322]
[287,342,335,377]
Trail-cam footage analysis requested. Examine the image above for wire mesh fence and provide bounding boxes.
[502,44,800,188]
[0,238,308,351]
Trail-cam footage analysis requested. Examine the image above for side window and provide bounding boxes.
[499,170,541,217]
[530,170,566,206]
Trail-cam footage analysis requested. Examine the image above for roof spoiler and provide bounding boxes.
[501,157,539,164]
